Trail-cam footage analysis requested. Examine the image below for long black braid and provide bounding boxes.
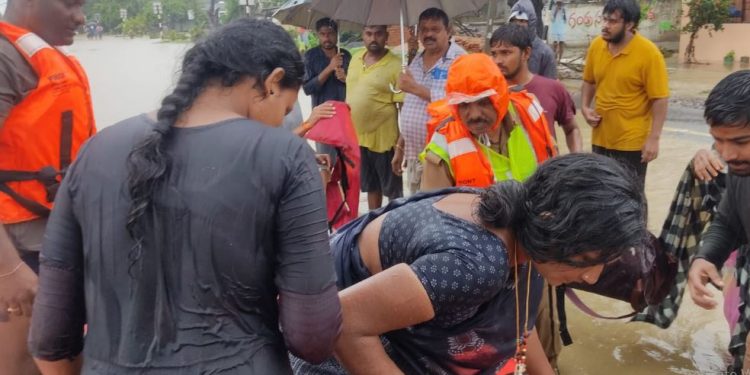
[125,18,304,267]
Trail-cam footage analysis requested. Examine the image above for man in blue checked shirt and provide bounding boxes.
[392,7,465,195]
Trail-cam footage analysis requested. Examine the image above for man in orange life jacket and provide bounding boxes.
[420,53,556,191]
[0,1,93,373]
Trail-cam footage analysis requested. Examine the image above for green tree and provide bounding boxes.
[682,0,731,64]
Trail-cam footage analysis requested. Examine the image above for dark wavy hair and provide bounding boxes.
[419,7,450,29]
[704,70,750,128]
[125,18,304,257]
[490,23,533,50]
[316,17,338,32]
[475,153,648,267]
[603,0,641,28]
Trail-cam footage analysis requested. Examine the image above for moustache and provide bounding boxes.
[424,37,436,43]
[467,118,490,126]
[728,161,750,167]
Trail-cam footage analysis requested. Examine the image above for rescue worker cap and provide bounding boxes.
[445,53,510,129]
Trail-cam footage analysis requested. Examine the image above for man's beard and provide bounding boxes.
[604,27,626,44]
[728,161,750,176]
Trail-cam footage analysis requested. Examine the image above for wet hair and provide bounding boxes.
[490,24,533,51]
[316,17,338,33]
[475,153,648,267]
[419,7,450,29]
[364,25,388,33]
[603,0,641,27]
[125,18,304,257]
[704,70,750,128]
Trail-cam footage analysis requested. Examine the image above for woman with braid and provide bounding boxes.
[27,19,342,374]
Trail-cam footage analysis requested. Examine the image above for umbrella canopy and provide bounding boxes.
[309,0,488,27]
[273,0,361,32]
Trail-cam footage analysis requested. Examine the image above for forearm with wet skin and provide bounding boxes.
[581,81,596,110]
[649,98,668,139]
[0,224,22,270]
[334,263,434,374]
[562,119,583,153]
[525,329,555,375]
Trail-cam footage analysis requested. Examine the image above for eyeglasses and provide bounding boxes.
[601,15,624,25]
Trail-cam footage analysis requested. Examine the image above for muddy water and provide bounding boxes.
[70,37,737,374]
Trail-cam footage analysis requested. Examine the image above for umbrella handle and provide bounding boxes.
[389,83,402,94]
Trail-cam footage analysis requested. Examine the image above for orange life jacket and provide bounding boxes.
[426,91,557,188]
[0,22,96,224]
[509,89,558,164]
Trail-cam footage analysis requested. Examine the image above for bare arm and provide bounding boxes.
[335,263,435,375]
[34,356,82,375]
[0,224,37,319]
[561,118,583,153]
[581,81,596,110]
[419,152,454,191]
[641,97,668,163]
[580,81,601,127]
[525,329,556,375]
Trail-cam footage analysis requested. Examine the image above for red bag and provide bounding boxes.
[304,101,360,230]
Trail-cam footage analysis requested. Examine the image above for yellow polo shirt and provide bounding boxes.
[346,49,404,153]
[583,33,669,151]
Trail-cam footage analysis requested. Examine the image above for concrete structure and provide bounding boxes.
[550,0,681,48]
[678,0,750,64]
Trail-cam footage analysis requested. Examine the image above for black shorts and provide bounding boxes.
[360,146,403,199]
[592,145,647,189]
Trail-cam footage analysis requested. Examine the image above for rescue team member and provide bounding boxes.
[420,53,556,190]
[0,1,94,374]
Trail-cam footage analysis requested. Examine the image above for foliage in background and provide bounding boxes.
[682,0,731,63]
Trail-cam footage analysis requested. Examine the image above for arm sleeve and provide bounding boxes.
[28,153,86,360]
[695,187,745,269]
[644,47,670,99]
[408,240,508,318]
[303,51,324,96]
[582,41,596,83]
[274,139,341,363]
[556,85,577,126]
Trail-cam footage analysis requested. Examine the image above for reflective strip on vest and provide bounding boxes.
[430,131,449,150]
[15,33,49,58]
[447,138,476,158]
[56,46,73,56]
[528,97,544,123]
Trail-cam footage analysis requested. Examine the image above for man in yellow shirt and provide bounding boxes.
[346,25,404,209]
[581,0,669,187]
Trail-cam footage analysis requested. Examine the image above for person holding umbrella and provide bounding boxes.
[303,17,352,164]
[392,8,466,195]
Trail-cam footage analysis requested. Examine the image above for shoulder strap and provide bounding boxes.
[0,183,50,217]
[565,288,637,320]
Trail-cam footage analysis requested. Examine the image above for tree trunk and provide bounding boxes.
[684,30,698,64]
[206,0,219,29]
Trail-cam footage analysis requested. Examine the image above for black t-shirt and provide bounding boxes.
[33,115,338,373]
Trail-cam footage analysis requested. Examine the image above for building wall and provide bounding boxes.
[678,23,750,63]
[557,1,681,48]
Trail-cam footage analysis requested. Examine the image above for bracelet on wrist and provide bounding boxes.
[0,261,23,278]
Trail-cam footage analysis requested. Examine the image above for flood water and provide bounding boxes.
[70,36,736,375]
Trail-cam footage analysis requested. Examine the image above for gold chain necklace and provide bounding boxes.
[513,240,533,375]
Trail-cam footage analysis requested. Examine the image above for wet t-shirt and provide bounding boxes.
[35,115,337,374]
[378,195,544,374]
